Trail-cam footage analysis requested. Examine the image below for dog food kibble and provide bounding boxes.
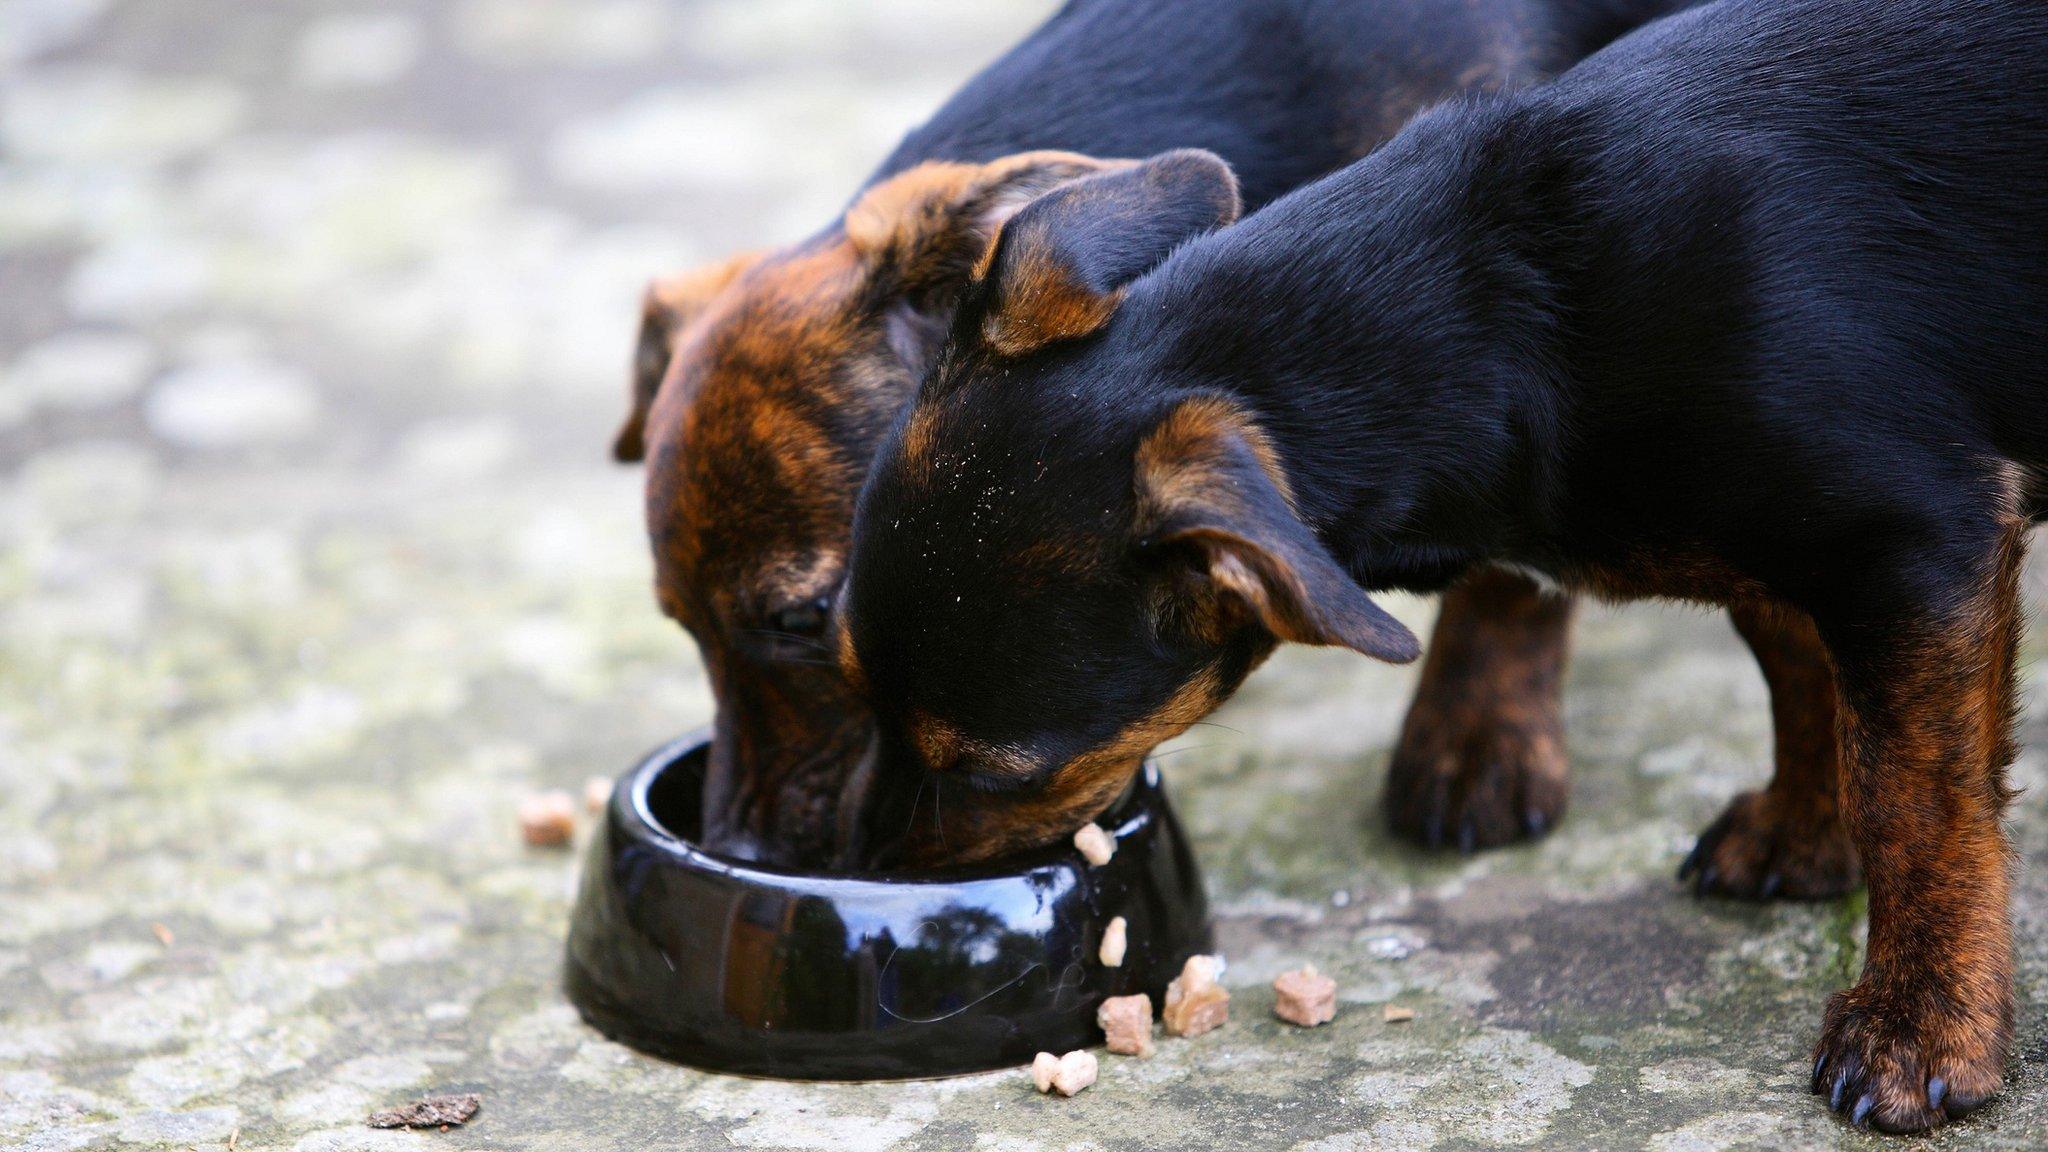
[1096,992,1155,1057]
[518,791,577,847]
[1052,1049,1098,1096]
[583,776,612,813]
[1031,1051,1060,1092]
[1098,916,1128,967]
[1382,1003,1416,1023]
[1073,822,1115,866]
[1162,953,1230,1037]
[1272,965,1338,1027]
[1031,1050,1097,1096]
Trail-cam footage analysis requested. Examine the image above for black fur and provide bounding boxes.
[859,0,2048,683]
[872,0,1698,210]
[1076,0,2048,609]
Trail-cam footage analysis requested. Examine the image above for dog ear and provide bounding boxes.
[1135,396,1421,664]
[612,252,760,463]
[977,149,1240,356]
[844,151,1134,293]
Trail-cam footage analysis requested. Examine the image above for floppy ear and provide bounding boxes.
[1135,396,1421,664]
[845,152,1138,375]
[977,149,1240,357]
[612,251,760,463]
[843,151,1135,293]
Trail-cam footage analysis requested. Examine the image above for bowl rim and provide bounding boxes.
[618,731,1161,890]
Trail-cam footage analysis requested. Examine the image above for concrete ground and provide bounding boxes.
[4,1,2047,1149]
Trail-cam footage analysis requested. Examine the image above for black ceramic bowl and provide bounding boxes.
[563,732,1212,1080]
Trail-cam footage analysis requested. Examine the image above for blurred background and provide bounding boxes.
[5,2,2047,1149]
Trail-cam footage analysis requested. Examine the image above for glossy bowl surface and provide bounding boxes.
[564,732,1212,1080]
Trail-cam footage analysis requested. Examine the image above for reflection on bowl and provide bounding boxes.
[564,732,1213,1079]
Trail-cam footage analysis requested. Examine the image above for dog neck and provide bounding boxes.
[1119,98,1578,593]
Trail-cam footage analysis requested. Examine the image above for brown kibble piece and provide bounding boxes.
[1272,964,1338,1027]
[1052,1049,1097,1096]
[367,1093,481,1130]
[519,791,577,847]
[1098,916,1127,967]
[1031,1051,1060,1092]
[1165,980,1230,1038]
[1162,953,1230,1037]
[1073,822,1115,866]
[583,775,613,813]
[1382,1003,1416,1023]
[1097,992,1155,1057]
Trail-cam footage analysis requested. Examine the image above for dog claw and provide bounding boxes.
[1758,872,1782,900]
[1811,1052,1828,1092]
[1942,1082,1991,1116]
[1851,1094,1875,1127]
[1522,807,1549,838]
[1457,819,1477,854]
[1927,1076,1947,1111]
[1830,1069,1851,1112]
[1677,841,1703,880]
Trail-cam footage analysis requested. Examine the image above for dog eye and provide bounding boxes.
[770,596,832,637]
[753,595,834,662]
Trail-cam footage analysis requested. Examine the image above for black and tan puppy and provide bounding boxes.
[842,0,2048,1131]
[619,0,1706,865]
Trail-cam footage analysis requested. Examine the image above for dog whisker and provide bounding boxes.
[1148,743,1223,761]
[743,628,834,654]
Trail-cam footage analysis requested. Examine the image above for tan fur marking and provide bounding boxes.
[615,250,764,462]
[900,666,1227,866]
[898,406,941,479]
[906,710,963,771]
[1136,395,1296,517]
[846,152,1132,280]
[757,548,844,605]
[835,620,867,697]
[845,162,986,258]
[980,258,1124,356]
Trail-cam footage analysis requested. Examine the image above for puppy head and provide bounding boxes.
[842,151,1420,866]
[615,152,1133,866]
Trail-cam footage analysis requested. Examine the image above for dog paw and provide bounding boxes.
[1384,711,1567,853]
[1678,789,1860,900]
[1810,979,2008,1132]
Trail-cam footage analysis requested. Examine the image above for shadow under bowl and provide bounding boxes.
[564,732,1213,1080]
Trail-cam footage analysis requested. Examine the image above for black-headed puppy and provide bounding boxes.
[841,0,2048,1132]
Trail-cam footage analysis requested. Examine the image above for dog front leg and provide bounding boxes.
[1681,600,1860,899]
[1384,567,1572,851]
[1808,528,2023,1132]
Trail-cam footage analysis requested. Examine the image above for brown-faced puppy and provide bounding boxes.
[621,152,1137,865]
[843,0,2048,1130]
[619,0,1715,867]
